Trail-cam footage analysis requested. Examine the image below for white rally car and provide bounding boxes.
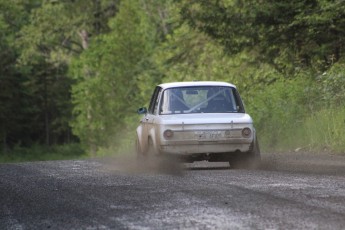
[136,81,260,168]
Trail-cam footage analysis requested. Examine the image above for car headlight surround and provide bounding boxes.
[242,127,252,138]
[163,129,174,139]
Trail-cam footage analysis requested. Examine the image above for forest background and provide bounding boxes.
[1,0,345,162]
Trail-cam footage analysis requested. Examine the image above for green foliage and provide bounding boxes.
[246,76,313,149]
[303,108,345,153]
[179,0,345,73]
[70,0,157,152]
[265,108,345,154]
[1,0,121,152]
[0,0,34,151]
[2,0,345,158]
[317,63,345,107]
[17,0,119,64]
[244,68,345,154]
[23,62,76,146]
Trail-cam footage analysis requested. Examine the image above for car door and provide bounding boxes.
[141,86,162,149]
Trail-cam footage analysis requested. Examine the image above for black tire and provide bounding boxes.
[229,137,261,169]
[138,138,182,174]
[250,136,261,160]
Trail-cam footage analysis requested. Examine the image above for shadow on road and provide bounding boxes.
[187,166,231,171]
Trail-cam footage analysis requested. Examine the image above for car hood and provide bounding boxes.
[155,113,253,125]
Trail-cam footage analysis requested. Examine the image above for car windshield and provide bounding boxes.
[160,86,243,114]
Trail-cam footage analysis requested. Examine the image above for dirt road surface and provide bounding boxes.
[1,152,345,229]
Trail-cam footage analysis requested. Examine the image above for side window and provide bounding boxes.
[233,88,245,113]
[148,86,161,114]
[153,91,161,114]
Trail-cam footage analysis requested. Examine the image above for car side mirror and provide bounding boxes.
[137,107,147,114]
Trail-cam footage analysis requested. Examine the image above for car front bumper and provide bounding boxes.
[159,139,252,156]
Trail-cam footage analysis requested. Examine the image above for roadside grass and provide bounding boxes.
[99,107,345,157]
[248,74,345,155]
[0,143,87,163]
[105,106,345,157]
[259,108,345,155]
[304,108,345,153]
[96,123,137,157]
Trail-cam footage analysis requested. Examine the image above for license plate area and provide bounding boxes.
[194,130,231,140]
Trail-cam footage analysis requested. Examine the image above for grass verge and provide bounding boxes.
[260,108,345,155]
[0,143,87,163]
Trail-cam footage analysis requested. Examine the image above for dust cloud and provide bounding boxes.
[97,151,185,176]
[96,150,345,176]
[258,152,345,176]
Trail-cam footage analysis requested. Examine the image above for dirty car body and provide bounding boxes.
[136,81,260,167]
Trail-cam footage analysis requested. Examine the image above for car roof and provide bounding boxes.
[158,81,236,89]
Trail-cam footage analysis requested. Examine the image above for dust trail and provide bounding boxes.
[96,150,345,176]
[258,152,345,176]
[96,151,184,176]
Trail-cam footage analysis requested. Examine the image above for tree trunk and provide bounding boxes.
[78,30,89,50]
[2,129,7,154]
[43,74,50,146]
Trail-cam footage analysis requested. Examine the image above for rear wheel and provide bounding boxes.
[137,138,181,174]
[230,137,261,169]
[136,137,155,170]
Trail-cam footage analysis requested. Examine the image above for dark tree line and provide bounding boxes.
[0,0,119,152]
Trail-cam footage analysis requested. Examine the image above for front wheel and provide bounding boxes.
[136,137,146,160]
[137,137,159,160]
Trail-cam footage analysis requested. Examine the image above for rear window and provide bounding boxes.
[160,86,244,114]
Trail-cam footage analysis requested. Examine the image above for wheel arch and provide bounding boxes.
[147,127,160,154]
[136,126,146,154]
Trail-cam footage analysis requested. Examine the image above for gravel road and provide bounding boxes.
[1,153,345,229]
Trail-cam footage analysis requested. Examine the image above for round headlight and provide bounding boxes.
[242,128,252,138]
[163,129,174,139]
